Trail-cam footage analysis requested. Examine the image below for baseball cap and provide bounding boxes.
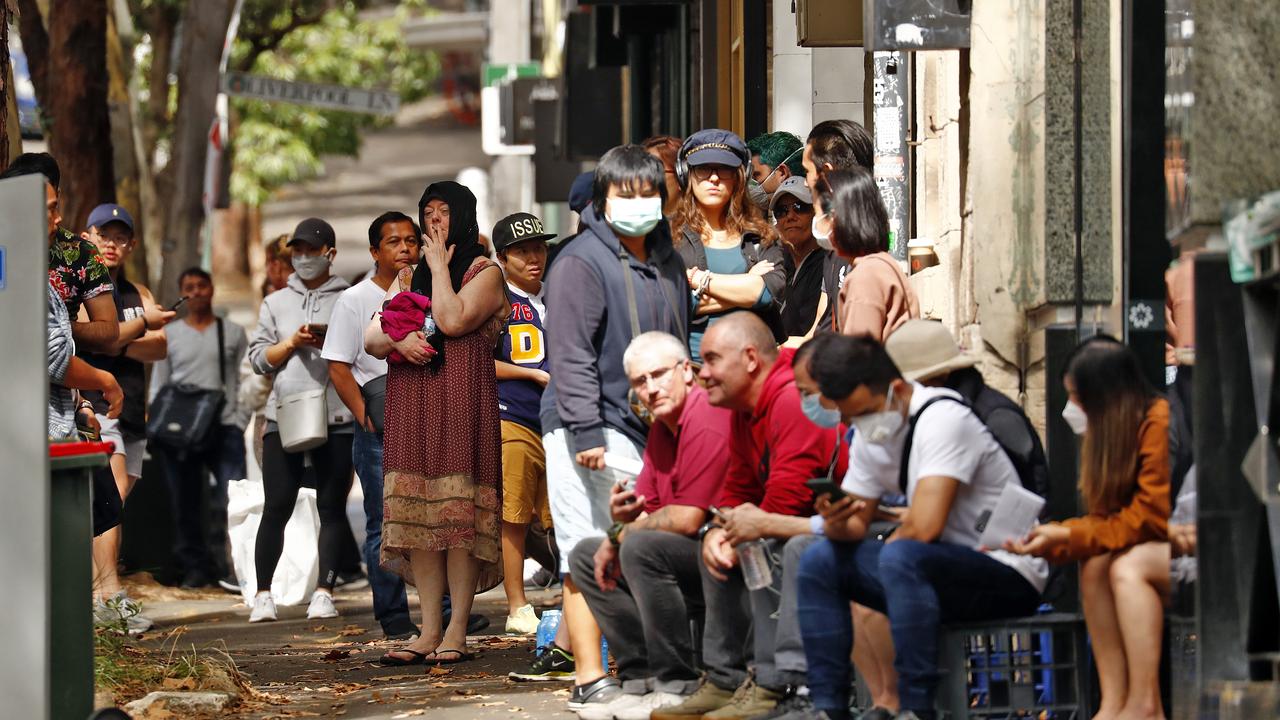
[682,129,748,168]
[769,176,813,213]
[492,212,556,253]
[568,171,595,214]
[86,203,134,233]
[885,319,978,383]
[288,217,336,249]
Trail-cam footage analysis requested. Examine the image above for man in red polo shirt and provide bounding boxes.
[567,331,731,720]
[656,311,842,720]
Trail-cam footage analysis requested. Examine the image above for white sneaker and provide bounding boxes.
[306,591,339,619]
[612,691,690,720]
[94,593,155,636]
[505,604,541,635]
[248,592,277,623]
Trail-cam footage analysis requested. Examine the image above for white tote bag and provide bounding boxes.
[226,479,320,607]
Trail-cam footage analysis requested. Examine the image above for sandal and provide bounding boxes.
[423,648,475,665]
[379,648,428,666]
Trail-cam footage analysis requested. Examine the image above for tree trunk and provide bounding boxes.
[142,0,176,162]
[157,0,233,305]
[106,9,149,283]
[44,0,116,230]
[14,0,49,118]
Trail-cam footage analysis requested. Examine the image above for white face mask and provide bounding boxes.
[1062,400,1088,436]
[811,211,833,251]
[292,250,333,281]
[850,385,905,445]
[606,197,664,237]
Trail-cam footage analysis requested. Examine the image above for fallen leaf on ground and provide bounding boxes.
[338,625,366,637]
[310,625,330,632]
[428,666,452,676]
[321,649,352,662]
[161,676,197,690]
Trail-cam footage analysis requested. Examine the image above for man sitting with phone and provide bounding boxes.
[567,331,733,720]
[657,312,842,720]
[789,334,1048,720]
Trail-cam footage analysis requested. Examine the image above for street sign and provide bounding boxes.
[482,62,542,89]
[221,72,401,116]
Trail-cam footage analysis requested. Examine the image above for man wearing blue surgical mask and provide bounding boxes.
[540,144,693,715]
[788,334,1047,720]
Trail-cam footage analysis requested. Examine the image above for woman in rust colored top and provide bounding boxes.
[1007,337,1170,720]
[812,166,920,340]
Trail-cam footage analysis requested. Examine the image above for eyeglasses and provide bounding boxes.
[94,234,133,247]
[629,361,685,391]
[772,201,813,220]
[690,164,736,181]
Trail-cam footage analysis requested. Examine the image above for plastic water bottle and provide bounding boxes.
[535,608,610,674]
[422,313,437,337]
[536,609,561,650]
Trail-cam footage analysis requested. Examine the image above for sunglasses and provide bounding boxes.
[772,201,813,220]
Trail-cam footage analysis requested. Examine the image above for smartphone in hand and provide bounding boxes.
[805,477,847,502]
[168,296,189,311]
[307,323,329,337]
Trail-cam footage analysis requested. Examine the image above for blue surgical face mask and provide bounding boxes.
[606,197,663,238]
[801,392,842,429]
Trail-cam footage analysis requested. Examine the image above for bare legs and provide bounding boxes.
[563,575,604,685]
[1080,543,1170,720]
[502,520,531,615]
[851,603,900,712]
[385,547,481,661]
[92,455,136,598]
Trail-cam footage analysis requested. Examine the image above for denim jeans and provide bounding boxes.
[353,424,413,634]
[797,539,1041,716]
[156,423,247,577]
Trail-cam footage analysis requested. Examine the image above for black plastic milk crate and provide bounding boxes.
[936,612,1093,719]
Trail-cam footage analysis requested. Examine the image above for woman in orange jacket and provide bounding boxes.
[1006,336,1171,720]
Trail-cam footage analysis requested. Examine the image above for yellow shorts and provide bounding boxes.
[501,420,552,527]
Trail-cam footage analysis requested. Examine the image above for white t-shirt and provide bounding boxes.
[842,383,1049,593]
[321,277,390,387]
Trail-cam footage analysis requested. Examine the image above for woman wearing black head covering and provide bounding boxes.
[365,180,509,666]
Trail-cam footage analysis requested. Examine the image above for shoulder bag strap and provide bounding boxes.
[620,251,643,339]
[216,317,226,387]
[897,395,967,495]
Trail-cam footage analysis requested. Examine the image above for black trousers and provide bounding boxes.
[256,431,354,592]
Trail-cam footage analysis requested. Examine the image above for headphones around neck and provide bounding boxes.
[675,133,754,190]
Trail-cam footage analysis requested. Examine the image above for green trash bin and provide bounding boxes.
[49,440,111,720]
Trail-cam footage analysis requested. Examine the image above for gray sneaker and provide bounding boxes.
[569,676,624,716]
[94,593,154,636]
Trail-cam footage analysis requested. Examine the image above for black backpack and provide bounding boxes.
[897,389,1050,517]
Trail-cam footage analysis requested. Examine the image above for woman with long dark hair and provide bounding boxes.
[669,129,788,361]
[812,167,919,339]
[364,181,509,666]
[1007,337,1171,720]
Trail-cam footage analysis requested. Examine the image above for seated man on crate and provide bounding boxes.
[787,333,1048,720]
[655,312,843,720]
[566,331,733,720]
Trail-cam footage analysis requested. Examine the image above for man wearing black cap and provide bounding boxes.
[80,203,176,631]
[491,212,558,636]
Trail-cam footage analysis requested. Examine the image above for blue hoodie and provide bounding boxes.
[542,205,691,453]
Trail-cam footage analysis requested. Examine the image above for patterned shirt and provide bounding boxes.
[48,281,77,439]
[48,227,113,316]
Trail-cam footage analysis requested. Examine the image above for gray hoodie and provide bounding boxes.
[249,273,353,426]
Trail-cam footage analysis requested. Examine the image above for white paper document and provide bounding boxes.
[603,453,644,489]
[977,482,1046,550]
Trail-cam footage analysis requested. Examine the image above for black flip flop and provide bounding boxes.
[423,648,475,666]
[379,648,428,666]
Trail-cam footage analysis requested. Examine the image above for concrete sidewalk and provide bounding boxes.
[128,580,574,719]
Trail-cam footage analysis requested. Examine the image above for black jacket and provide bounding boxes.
[676,227,790,342]
[544,207,691,453]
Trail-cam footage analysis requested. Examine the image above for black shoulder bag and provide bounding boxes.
[147,319,226,453]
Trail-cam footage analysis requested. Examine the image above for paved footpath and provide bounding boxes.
[132,581,574,719]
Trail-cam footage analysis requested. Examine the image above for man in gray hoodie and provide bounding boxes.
[246,217,356,623]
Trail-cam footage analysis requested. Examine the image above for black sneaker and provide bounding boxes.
[334,570,369,592]
[383,617,421,642]
[508,644,577,682]
[526,567,559,589]
[568,676,623,712]
[748,694,815,720]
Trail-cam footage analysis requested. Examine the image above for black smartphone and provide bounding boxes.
[168,296,188,311]
[805,477,847,502]
[308,323,329,336]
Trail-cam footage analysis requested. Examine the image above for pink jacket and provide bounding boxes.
[380,291,430,364]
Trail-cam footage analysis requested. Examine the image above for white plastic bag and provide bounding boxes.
[227,479,319,607]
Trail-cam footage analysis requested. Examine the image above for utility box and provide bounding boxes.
[796,0,864,48]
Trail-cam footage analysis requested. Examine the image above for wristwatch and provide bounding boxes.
[697,522,718,543]
[607,521,627,547]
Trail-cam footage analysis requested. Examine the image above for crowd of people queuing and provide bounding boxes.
[22,114,1179,720]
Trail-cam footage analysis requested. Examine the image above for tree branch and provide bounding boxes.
[14,0,50,115]
[233,2,333,73]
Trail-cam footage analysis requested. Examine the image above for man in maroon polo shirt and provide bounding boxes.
[567,331,733,720]
[655,311,843,720]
